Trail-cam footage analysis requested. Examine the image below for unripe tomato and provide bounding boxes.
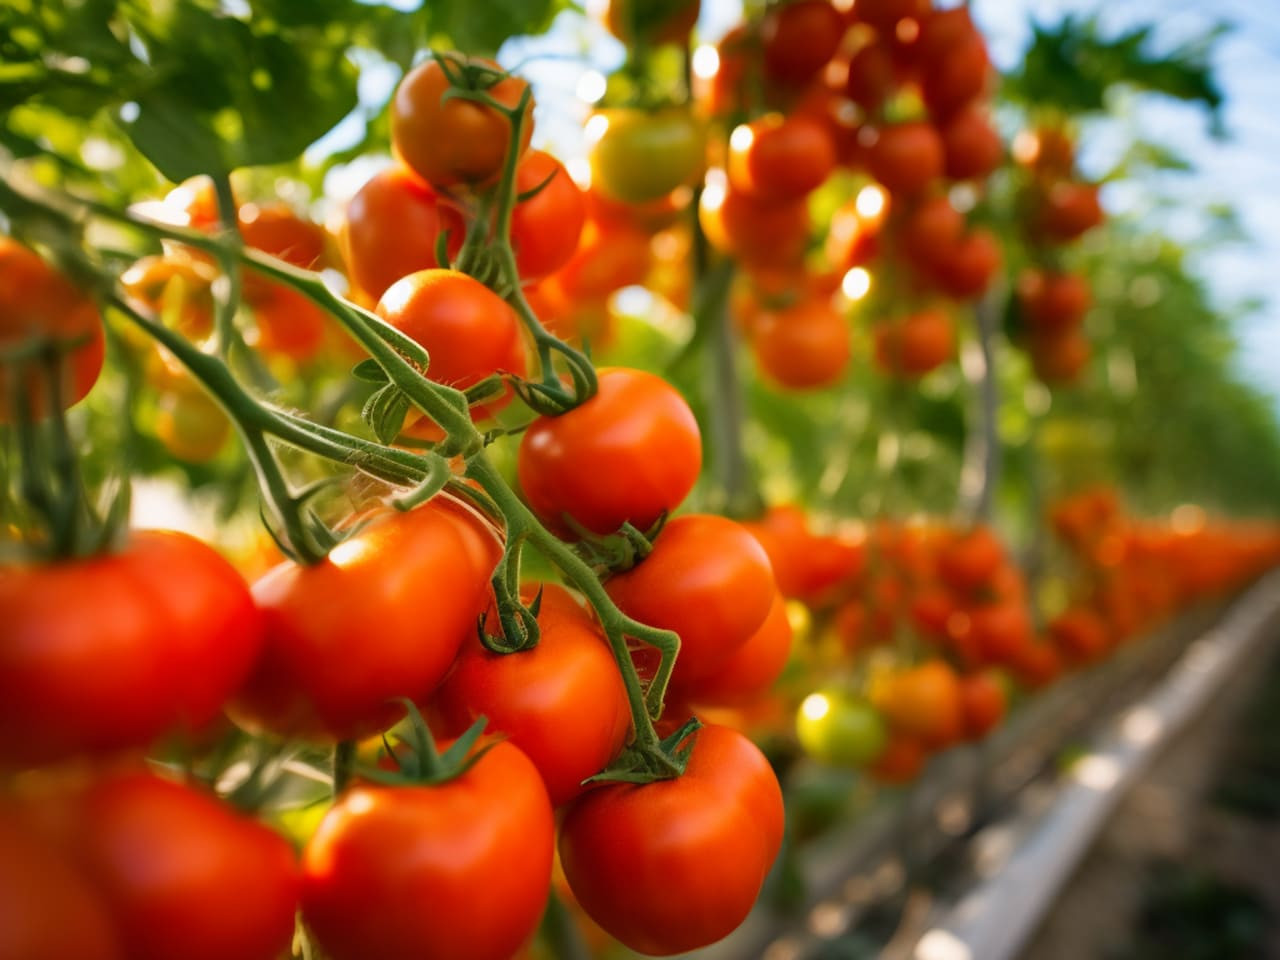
[873,308,954,378]
[587,107,705,205]
[0,237,104,421]
[868,122,944,195]
[511,149,587,281]
[761,0,845,87]
[121,253,217,341]
[751,296,852,390]
[154,383,231,464]
[940,103,1003,180]
[342,164,466,301]
[392,55,534,188]
[517,367,701,538]
[727,113,836,202]
[796,689,888,767]
[303,740,554,960]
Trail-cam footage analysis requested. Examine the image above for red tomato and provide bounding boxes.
[873,659,964,750]
[743,504,866,605]
[868,122,944,195]
[968,602,1034,664]
[430,584,632,805]
[844,40,897,114]
[391,56,534,188]
[899,194,963,270]
[1035,181,1104,241]
[343,165,466,300]
[237,202,327,270]
[228,497,500,741]
[727,114,836,202]
[246,282,330,362]
[302,740,554,960]
[751,295,852,390]
[700,184,811,269]
[1029,329,1091,385]
[827,197,886,270]
[679,589,792,707]
[0,531,262,769]
[517,367,701,538]
[873,308,954,378]
[921,31,990,118]
[1017,268,1092,334]
[869,732,926,784]
[596,0,701,44]
[69,772,299,960]
[606,514,776,688]
[933,228,1001,300]
[376,269,528,425]
[938,526,1005,594]
[762,0,846,87]
[553,218,652,301]
[511,149,587,281]
[0,237,104,420]
[558,723,783,956]
[940,104,1003,180]
[1010,641,1062,690]
[854,0,930,32]
[1049,607,1110,664]
[0,806,123,960]
[959,670,1007,740]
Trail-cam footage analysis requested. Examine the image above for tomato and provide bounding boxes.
[680,589,792,706]
[916,6,979,64]
[154,383,231,464]
[1035,181,1105,241]
[1009,641,1062,690]
[517,367,701,537]
[120,253,217,341]
[553,218,652,302]
[66,771,299,960]
[967,602,1033,664]
[1017,268,1092,334]
[826,197,886,270]
[1049,607,1110,664]
[227,497,499,741]
[595,0,700,44]
[1012,125,1076,178]
[959,670,1007,740]
[921,31,990,119]
[392,55,534,188]
[761,0,845,87]
[910,587,954,639]
[701,184,810,268]
[873,308,954,378]
[940,103,1003,180]
[587,107,705,205]
[511,149,587,281]
[376,269,528,427]
[751,295,852,390]
[899,194,963,269]
[0,806,123,960]
[873,659,964,750]
[854,0,930,32]
[938,526,1005,594]
[698,25,750,117]
[934,228,1001,300]
[0,237,104,420]
[0,531,262,769]
[343,165,466,300]
[161,176,222,230]
[1030,329,1091,385]
[558,723,783,956]
[868,122,944,195]
[796,690,887,767]
[245,281,330,362]
[606,514,776,687]
[844,40,897,113]
[868,732,926,784]
[743,504,866,604]
[237,202,327,270]
[727,113,836,202]
[430,584,631,806]
[303,739,553,960]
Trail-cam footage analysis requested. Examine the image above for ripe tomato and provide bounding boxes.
[0,531,262,769]
[940,103,1003,180]
[854,0,930,32]
[1017,268,1092,334]
[796,689,888,767]
[916,5,978,63]
[595,0,700,44]
[517,367,701,538]
[743,504,866,604]
[120,253,217,341]
[392,56,534,188]
[1030,329,1091,385]
[869,732,926,784]
[761,0,845,87]
[606,514,776,687]
[727,113,836,202]
[959,670,1007,740]
[342,165,466,300]
[376,269,528,426]
[553,218,652,302]
[237,202,327,270]
[1009,641,1062,690]
[1013,125,1075,178]
[899,194,963,270]
[933,228,1001,300]
[228,497,499,741]
[303,739,553,960]
[245,281,330,362]
[701,184,810,268]
[844,40,897,113]
[873,660,964,750]
[679,588,792,706]
[921,31,990,118]
[511,149,587,281]
[868,122,944,195]
[69,771,299,960]
[751,295,852,390]
[430,584,631,806]
[587,107,705,205]
[1035,181,1105,241]
[1049,607,1110,664]
[0,237,104,420]
[938,526,1004,594]
[873,308,954,378]
[826,197,886,270]
[0,806,123,960]
[967,602,1034,664]
[558,723,783,956]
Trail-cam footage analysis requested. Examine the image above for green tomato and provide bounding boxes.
[795,690,887,768]
[587,107,705,205]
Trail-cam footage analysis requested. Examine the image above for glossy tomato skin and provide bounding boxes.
[69,772,299,960]
[701,186,811,269]
[392,56,533,188]
[606,514,776,687]
[588,108,705,205]
[751,296,852,390]
[246,281,331,363]
[302,740,554,960]
[430,584,632,805]
[517,367,701,537]
[343,165,466,301]
[795,690,887,767]
[728,114,836,202]
[681,589,792,706]
[228,498,499,741]
[0,531,262,769]
[511,149,587,281]
[0,806,124,960]
[376,269,528,425]
[0,237,105,420]
[558,723,783,956]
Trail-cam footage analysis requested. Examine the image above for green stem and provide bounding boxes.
[700,259,757,517]
[210,173,242,358]
[332,740,356,795]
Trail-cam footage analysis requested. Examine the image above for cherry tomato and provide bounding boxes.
[511,149,587,281]
[1049,607,1111,664]
[430,584,632,805]
[921,31,990,118]
[237,202,327,270]
[751,295,852,390]
[0,531,262,769]
[1012,124,1076,178]
[558,723,783,956]
[869,122,944,195]
[343,165,466,301]
[701,184,810,268]
[553,219,652,301]
[517,367,701,538]
[228,497,500,741]
[959,670,1007,740]
[938,526,1005,594]
[392,55,534,188]
[1035,181,1105,241]
[761,0,845,87]
[854,0,930,32]
[302,740,554,960]
[967,602,1034,664]
[899,194,963,270]
[940,103,1003,180]
[677,588,792,706]
[120,253,217,341]
[0,237,104,420]
[873,308,954,378]
[869,732,926,784]
[796,689,888,767]
[1017,268,1092,334]
[605,514,776,687]
[844,40,897,114]
[1030,329,1091,385]
[595,0,701,44]
[727,113,836,202]
[69,771,299,960]
[245,281,330,362]
[934,228,1001,300]
[873,659,964,750]
[587,107,705,205]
